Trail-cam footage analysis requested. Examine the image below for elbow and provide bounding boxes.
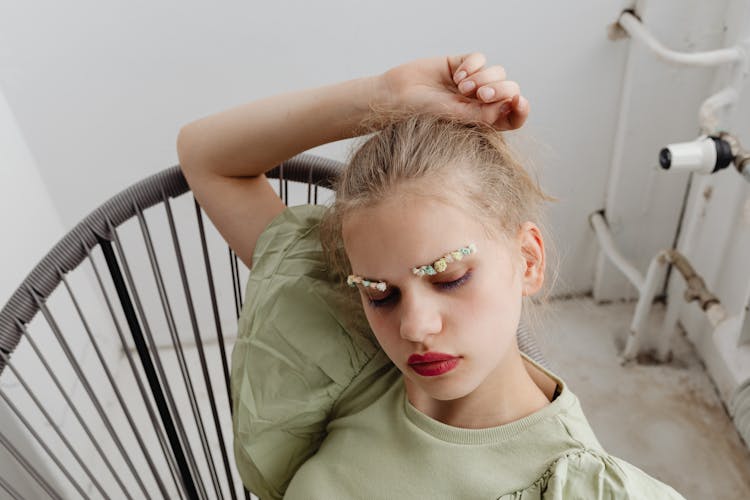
[176,124,197,175]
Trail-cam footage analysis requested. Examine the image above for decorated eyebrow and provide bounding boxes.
[346,243,477,291]
[346,275,388,292]
[411,243,477,277]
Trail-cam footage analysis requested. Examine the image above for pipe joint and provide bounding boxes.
[682,279,721,311]
[719,132,750,182]
[667,249,723,312]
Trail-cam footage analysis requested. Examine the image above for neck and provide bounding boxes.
[405,349,551,429]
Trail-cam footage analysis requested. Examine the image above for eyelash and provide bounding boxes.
[367,271,473,309]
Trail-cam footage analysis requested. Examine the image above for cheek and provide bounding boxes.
[362,306,399,350]
[456,265,523,333]
[472,265,521,307]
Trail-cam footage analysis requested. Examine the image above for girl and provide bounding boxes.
[177,53,684,499]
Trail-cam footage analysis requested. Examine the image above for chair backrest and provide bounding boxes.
[0,153,544,500]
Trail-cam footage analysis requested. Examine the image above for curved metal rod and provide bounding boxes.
[0,153,344,369]
[618,11,745,67]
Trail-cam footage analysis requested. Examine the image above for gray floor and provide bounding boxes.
[539,297,750,500]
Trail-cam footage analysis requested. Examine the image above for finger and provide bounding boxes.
[457,65,507,95]
[448,52,486,84]
[474,80,521,103]
[507,95,530,129]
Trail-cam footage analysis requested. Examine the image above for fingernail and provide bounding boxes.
[478,87,495,101]
[459,80,476,93]
[499,101,511,114]
[454,70,467,84]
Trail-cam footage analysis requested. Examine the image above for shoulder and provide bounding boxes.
[231,204,384,498]
[249,204,328,277]
[239,203,375,358]
[500,449,686,500]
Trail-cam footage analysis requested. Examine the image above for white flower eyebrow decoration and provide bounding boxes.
[346,275,388,292]
[412,243,477,277]
[346,243,477,291]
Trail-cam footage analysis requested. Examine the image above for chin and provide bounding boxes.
[415,377,479,402]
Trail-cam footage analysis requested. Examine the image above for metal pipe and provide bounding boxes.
[699,87,739,134]
[618,11,745,67]
[659,170,712,357]
[665,249,728,325]
[699,40,748,134]
[622,251,671,360]
[591,211,656,361]
[590,211,728,361]
[600,10,640,242]
[657,256,730,360]
[590,212,644,290]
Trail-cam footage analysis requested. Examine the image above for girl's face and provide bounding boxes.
[342,192,544,403]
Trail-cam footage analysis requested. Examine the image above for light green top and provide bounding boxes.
[231,205,685,500]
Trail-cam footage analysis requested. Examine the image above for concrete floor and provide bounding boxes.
[539,297,750,500]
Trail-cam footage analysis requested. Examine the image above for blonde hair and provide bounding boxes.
[319,111,557,330]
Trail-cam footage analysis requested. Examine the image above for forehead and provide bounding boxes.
[342,194,493,281]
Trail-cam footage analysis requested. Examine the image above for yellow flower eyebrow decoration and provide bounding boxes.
[412,243,477,277]
[346,243,477,291]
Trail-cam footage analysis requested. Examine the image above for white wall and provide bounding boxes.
[0,88,67,499]
[0,90,65,307]
[0,0,634,297]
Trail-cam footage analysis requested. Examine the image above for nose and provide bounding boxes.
[399,290,443,344]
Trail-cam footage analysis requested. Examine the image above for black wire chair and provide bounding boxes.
[0,154,545,500]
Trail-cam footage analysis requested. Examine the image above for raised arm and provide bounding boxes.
[176,77,384,268]
[176,53,529,268]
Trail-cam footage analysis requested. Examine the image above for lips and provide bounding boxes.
[408,352,460,377]
[408,352,457,364]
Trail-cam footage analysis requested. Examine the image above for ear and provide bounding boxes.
[517,222,545,296]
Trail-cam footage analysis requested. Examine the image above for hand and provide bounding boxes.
[379,52,529,131]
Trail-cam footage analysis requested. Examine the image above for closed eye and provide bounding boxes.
[436,270,472,290]
[367,271,472,309]
[367,291,400,308]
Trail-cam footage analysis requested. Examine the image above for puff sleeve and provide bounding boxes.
[230,205,383,499]
[501,449,686,500]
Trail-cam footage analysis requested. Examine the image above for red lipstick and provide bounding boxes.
[407,352,460,377]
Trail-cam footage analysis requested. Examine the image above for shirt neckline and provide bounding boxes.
[402,353,575,445]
